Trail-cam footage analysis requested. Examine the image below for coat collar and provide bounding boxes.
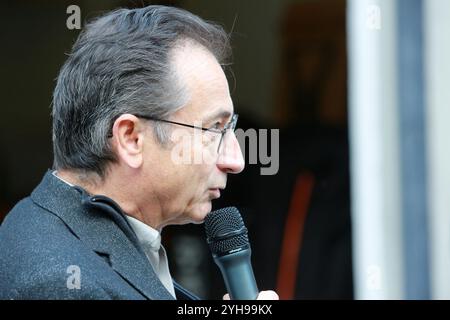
[30,170,175,300]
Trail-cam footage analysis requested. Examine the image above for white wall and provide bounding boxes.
[424,0,450,300]
[347,0,404,299]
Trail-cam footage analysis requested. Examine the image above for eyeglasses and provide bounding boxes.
[134,113,239,153]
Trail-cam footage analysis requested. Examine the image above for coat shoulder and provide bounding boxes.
[0,197,111,299]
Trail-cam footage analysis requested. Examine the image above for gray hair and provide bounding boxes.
[52,5,231,178]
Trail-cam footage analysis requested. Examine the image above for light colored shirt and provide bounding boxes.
[125,215,175,298]
[52,170,176,298]
[52,171,74,187]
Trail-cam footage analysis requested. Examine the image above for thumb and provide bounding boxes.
[257,290,279,300]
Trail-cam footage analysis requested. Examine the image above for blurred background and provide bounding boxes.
[0,0,449,300]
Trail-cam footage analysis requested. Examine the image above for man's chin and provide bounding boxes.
[190,201,212,224]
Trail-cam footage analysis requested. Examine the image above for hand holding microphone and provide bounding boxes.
[204,207,279,300]
[223,290,279,300]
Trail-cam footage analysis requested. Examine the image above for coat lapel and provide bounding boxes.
[31,171,174,300]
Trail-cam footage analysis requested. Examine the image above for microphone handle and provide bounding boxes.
[214,249,259,300]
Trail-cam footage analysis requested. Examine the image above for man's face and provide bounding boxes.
[143,42,245,228]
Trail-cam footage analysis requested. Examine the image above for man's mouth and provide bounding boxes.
[208,187,222,199]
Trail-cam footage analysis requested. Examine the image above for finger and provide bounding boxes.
[256,290,279,300]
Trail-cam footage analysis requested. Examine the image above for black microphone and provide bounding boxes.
[204,207,259,300]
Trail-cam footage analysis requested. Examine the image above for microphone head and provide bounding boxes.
[204,207,250,256]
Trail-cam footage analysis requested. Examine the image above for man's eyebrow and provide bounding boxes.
[203,110,232,124]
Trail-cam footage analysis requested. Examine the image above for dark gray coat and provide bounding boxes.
[0,171,197,300]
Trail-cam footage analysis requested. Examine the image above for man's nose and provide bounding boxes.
[216,132,245,174]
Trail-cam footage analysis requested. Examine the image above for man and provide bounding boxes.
[0,5,278,300]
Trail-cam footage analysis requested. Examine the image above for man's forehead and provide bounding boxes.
[171,40,227,87]
[171,40,216,69]
[203,109,233,123]
[174,102,233,125]
[170,40,233,123]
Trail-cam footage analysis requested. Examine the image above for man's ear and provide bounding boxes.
[111,114,145,169]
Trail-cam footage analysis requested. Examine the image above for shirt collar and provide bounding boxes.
[52,170,75,187]
[125,215,162,252]
[53,170,162,252]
